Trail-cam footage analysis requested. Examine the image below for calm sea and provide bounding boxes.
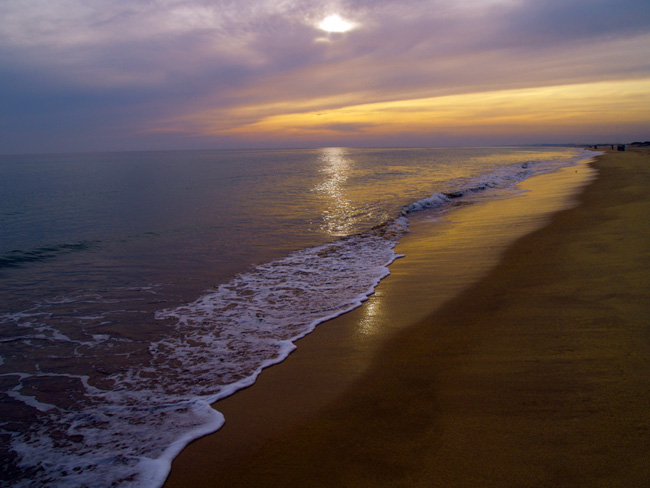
[0,146,593,487]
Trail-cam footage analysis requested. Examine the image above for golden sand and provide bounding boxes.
[165,149,650,487]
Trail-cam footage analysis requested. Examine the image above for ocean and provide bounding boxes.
[0,146,595,487]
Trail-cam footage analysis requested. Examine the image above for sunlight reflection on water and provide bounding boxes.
[313,147,356,236]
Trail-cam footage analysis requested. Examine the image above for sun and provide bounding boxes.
[318,14,356,33]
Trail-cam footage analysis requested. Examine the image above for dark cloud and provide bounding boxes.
[504,0,650,44]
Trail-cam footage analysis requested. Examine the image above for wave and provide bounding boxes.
[0,241,100,269]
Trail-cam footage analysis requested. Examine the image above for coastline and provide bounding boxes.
[164,149,650,487]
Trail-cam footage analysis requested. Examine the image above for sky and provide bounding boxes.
[1,0,649,153]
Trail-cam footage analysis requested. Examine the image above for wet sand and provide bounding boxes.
[164,149,650,487]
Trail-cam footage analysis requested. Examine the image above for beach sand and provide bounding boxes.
[164,148,650,487]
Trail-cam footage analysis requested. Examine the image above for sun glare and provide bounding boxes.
[318,14,356,33]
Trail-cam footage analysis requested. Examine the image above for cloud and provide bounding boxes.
[0,0,649,152]
[315,122,379,133]
[148,77,650,151]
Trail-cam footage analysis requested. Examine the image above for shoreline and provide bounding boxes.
[164,149,650,487]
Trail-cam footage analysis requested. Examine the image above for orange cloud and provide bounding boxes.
[162,78,650,144]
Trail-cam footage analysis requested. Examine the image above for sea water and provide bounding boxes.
[0,146,596,487]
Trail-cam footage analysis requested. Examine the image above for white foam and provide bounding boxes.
[401,192,450,215]
[6,388,57,413]
[1,220,408,488]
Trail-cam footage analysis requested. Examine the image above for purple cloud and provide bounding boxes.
[0,0,648,152]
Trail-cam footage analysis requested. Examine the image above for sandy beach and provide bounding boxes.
[164,148,650,487]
